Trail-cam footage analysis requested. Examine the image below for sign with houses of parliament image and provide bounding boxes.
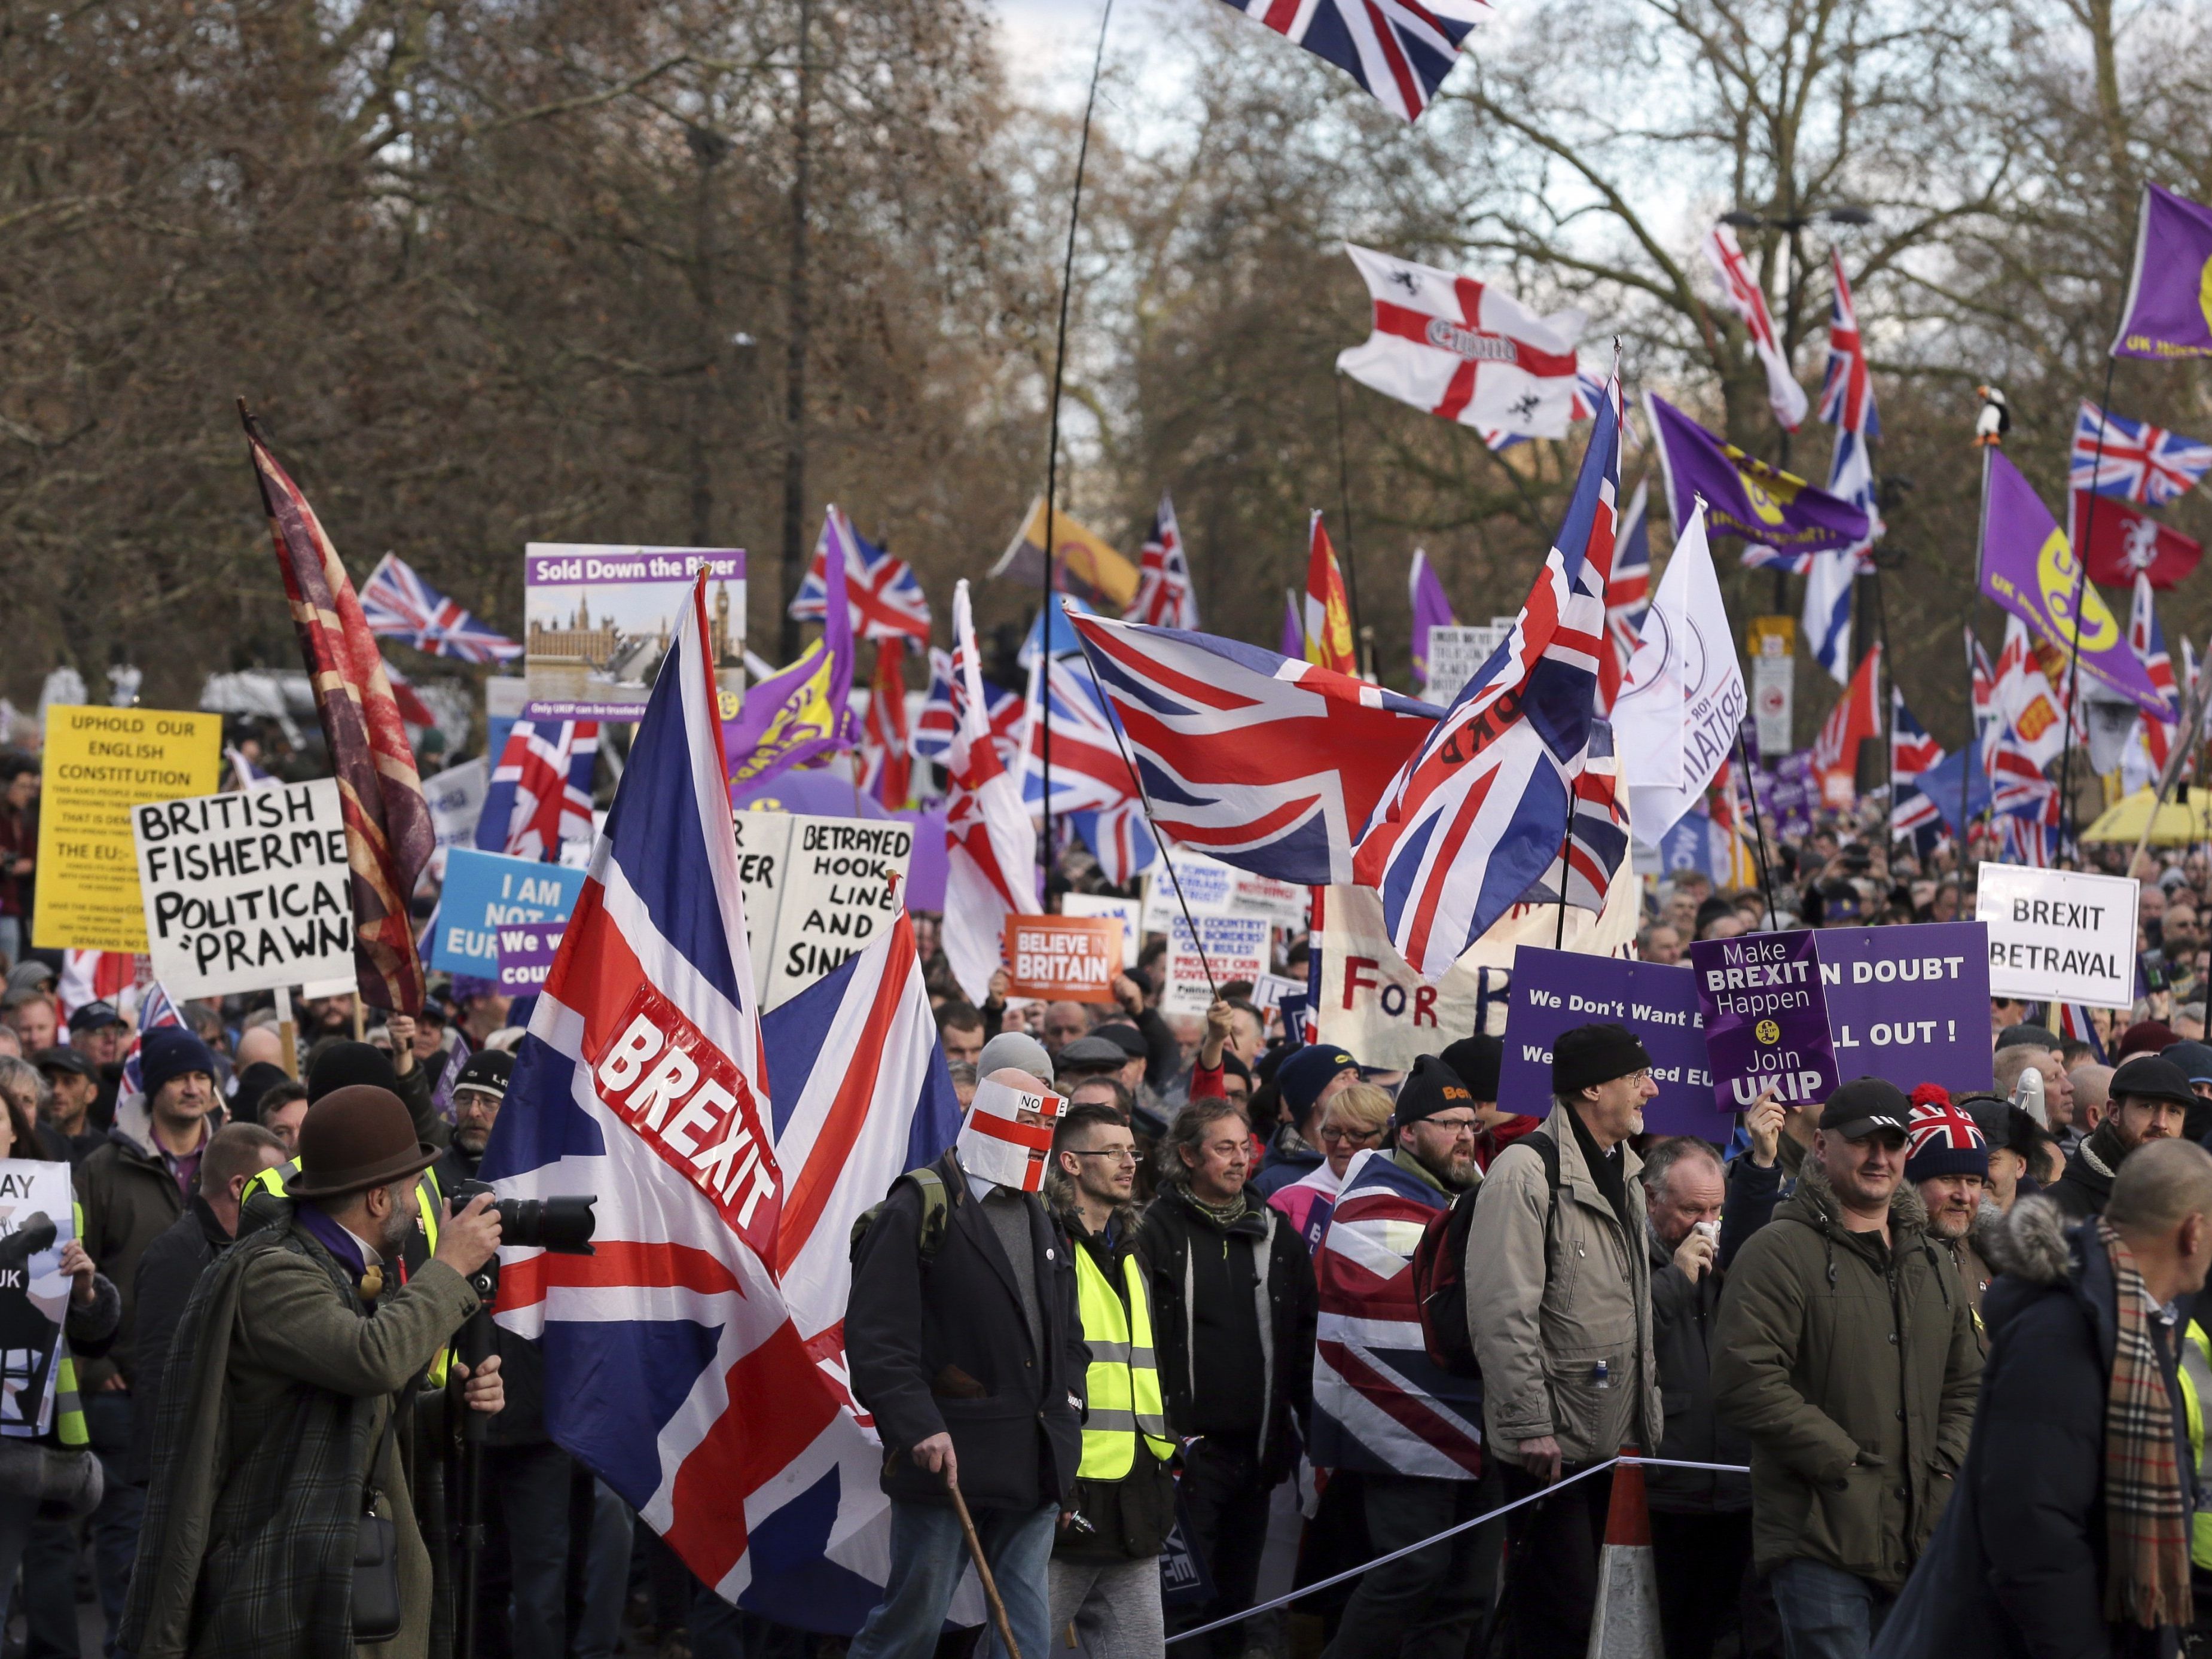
[522,544,746,720]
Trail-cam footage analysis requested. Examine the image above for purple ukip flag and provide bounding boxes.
[1407,550,1458,693]
[2113,184,2212,362]
[1976,449,2165,713]
[1646,394,1869,562]
[1688,929,1841,1114]
[1280,590,1302,659]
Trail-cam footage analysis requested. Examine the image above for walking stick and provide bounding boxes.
[942,1468,1024,1659]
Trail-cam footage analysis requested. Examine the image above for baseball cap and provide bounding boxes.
[1818,1077,1911,1140]
[65,1001,126,1035]
[32,1047,96,1081]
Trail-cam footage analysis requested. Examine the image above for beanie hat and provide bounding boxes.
[1439,1035,1502,1103]
[454,1048,514,1096]
[2162,1040,2212,1085]
[305,1040,401,1105]
[1903,1085,1989,1183]
[1550,1024,1652,1099]
[978,1031,1054,1088]
[230,1061,296,1120]
[138,1027,219,1099]
[1279,1044,1358,1115]
[1393,1054,1473,1127]
[2116,1021,2180,1060]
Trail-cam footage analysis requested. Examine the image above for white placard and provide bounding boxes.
[1975,862,2139,1007]
[0,1160,75,1438]
[132,780,355,999]
[1060,894,1139,969]
[423,758,489,875]
[1141,851,1310,937]
[1424,624,1511,698]
[1162,914,1271,1016]
[733,812,915,1010]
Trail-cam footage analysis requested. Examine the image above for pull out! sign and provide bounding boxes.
[587,980,781,1257]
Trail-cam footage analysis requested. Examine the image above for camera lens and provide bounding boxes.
[494,1196,597,1255]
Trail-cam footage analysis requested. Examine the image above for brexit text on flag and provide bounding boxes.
[1070,614,1441,888]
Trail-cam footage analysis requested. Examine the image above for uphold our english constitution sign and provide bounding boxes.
[132,780,354,999]
[1003,916,1121,1004]
[1687,929,1841,1113]
[1975,863,2138,1007]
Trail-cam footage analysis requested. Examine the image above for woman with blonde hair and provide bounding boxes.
[1270,1082,1393,1250]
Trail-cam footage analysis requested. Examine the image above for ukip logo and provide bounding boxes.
[2036,527,2120,654]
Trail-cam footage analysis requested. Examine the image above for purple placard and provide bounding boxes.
[524,550,743,585]
[1688,929,1841,1113]
[1814,922,1993,1097]
[522,544,745,721]
[1497,948,1713,1137]
[496,921,565,993]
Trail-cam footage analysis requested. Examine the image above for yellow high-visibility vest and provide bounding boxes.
[2176,1321,2212,1569]
[1073,1240,1174,1480]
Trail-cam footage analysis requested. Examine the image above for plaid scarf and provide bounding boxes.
[2098,1219,2193,1628]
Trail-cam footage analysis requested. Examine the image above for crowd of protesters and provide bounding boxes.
[8,728,2212,1659]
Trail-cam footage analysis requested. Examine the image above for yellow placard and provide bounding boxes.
[33,706,223,952]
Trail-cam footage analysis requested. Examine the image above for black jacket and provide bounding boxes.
[847,1151,1087,1513]
[1717,1133,1805,1271]
[1053,1195,1178,1560]
[127,1196,229,1484]
[1872,1195,2184,1659]
[440,1138,551,1448]
[2050,1121,2128,1221]
[1139,1182,1316,1481]
[1645,1227,1752,1514]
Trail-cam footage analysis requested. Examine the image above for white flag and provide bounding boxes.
[941,581,1041,1003]
[1613,504,1748,843]
[1704,225,1808,431]
[1335,244,1586,440]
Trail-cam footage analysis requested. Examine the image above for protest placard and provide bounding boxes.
[1003,916,1121,1004]
[423,758,488,872]
[0,1160,77,1437]
[523,545,745,720]
[732,812,914,1009]
[1140,851,1308,937]
[430,849,584,978]
[132,780,353,999]
[1423,624,1511,697]
[1059,893,1139,968]
[1497,949,1711,1135]
[33,706,221,952]
[1314,864,1636,1071]
[496,922,565,994]
[1975,863,2138,1007]
[1688,929,1840,1112]
[1816,922,1994,1096]
[1162,914,1271,1017]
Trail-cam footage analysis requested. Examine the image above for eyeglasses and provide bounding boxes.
[1319,1124,1381,1146]
[1422,1115,1481,1136]
[1067,1148,1139,1166]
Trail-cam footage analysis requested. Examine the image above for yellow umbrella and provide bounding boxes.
[2079,787,2212,845]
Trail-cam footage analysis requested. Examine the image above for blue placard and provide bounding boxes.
[430,848,585,977]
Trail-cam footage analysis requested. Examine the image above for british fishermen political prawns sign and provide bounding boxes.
[132,780,354,999]
[1687,928,1841,1112]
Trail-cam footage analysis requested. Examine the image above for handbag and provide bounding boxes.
[350,1395,404,1644]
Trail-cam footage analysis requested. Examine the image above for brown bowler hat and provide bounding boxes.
[285,1085,440,1200]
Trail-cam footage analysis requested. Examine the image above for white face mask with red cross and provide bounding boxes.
[956,1078,1062,1193]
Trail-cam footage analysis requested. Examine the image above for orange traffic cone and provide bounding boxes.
[1585,1448,1662,1659]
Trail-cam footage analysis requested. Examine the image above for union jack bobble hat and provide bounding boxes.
[1903,1086,1988,1183]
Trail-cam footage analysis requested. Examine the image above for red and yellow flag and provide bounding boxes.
[243,409,434,1013]
[1303,512,1357,676]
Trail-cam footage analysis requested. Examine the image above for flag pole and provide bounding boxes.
[1078,651,1218,998]
[2126,636,2212,879]
[1551,824,1573,949]
[1039,0,1116,893]
[1736,726,1780,928]
[2055,364,2119,866]
[1959,626,1976,875]
[1332,373,1365,647]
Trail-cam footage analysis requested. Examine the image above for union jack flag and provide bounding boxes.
[2131,572,2181,771]
[1311,1143,1485,1477]
[942,581,1041,1003]
[1603,479,1651,703]
[1069,616,1440,888]
[483,570,884,1630]
[1817,249,1879,437]
[1986,721,2058,827]
[1996,812,2058,867]
[1517,719,1628,913]
[1891,690,1942,780]
[1070,797,1160,886]
[1968,627,1997,738]
[1127,493,1198,630]
[118,981,186,1099]
[479,720,599,862]
[858,641,913,810]
[1705,224,1807,431]
[788,507,931,643]
[1021,654,1136,816]
[1218,0,1490,123]
[765,911,962,1416]
[361,553,523,664]
[913,648,1014,768]
[2072,402,2212,507]
[2055,1001,2110,1065]
[1352,366,1624,979]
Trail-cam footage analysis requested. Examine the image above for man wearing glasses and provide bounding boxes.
[1466,1023,1665,1659]
[1309,1054,1490,1658]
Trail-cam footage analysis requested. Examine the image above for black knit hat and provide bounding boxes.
[305,1040,399,1106]
[1551,1024,1652,1098]
[1393,1054,1474,1127]
[1439,1035,1502,1103]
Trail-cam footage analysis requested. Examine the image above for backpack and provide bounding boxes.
[1413,1132,1560,1376]
[849,1165,954,1266]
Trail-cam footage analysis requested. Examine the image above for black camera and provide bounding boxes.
[449,1180,598,1257]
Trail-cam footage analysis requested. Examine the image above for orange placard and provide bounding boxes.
[1003,916,1122,1004]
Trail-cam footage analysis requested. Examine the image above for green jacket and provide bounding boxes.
[1711,1158,1982,1588]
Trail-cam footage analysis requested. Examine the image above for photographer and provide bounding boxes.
[120,1084,505,1658]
